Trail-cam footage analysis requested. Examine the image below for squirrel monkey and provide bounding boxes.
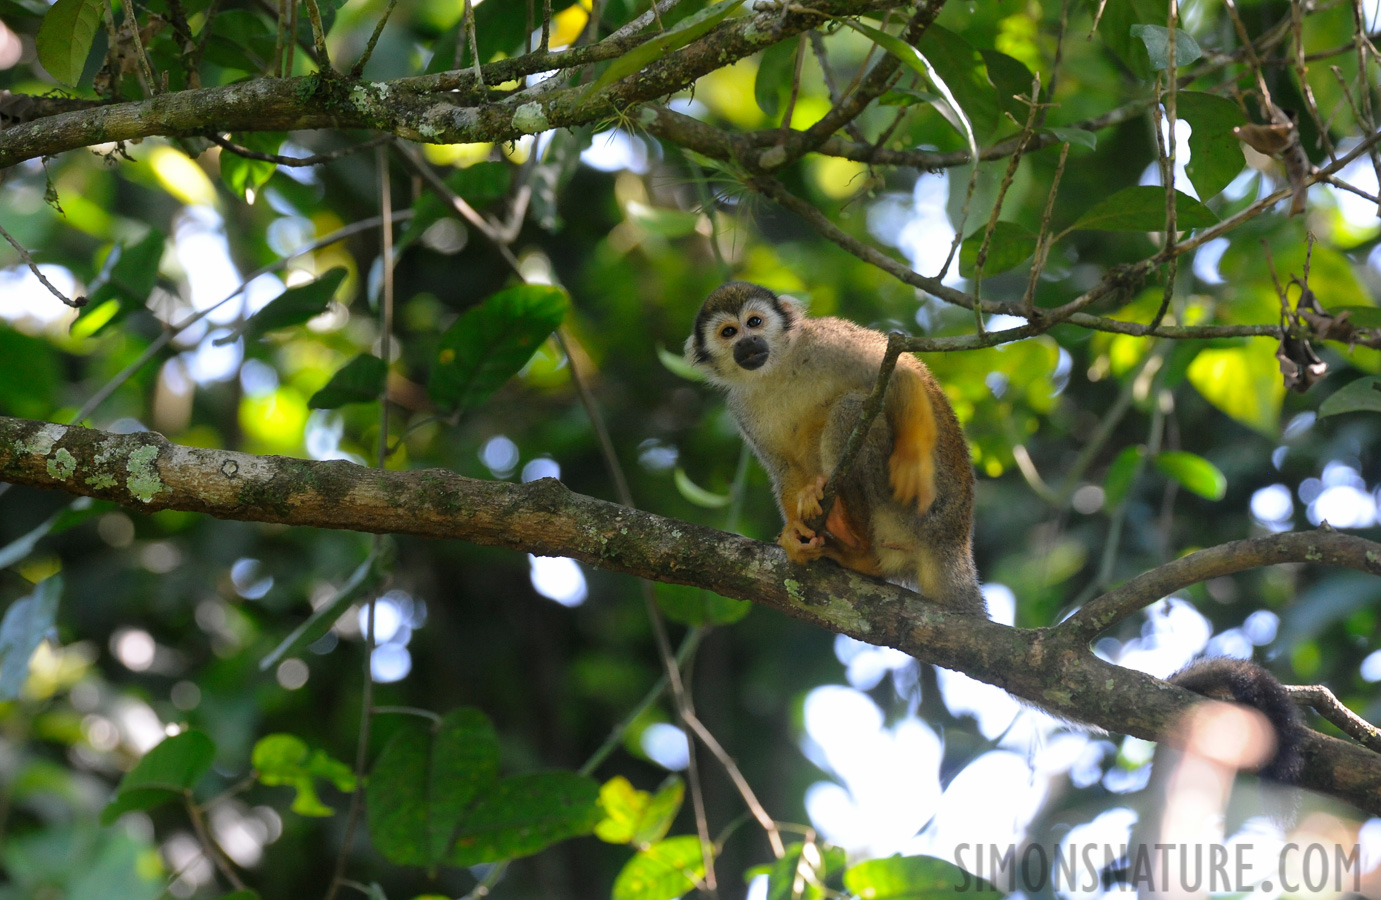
[686,282,985,617]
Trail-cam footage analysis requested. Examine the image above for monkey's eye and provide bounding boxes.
[720,325,737,338]
[746,315,763,327]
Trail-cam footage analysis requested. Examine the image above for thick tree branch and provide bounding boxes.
[3,415,1381,813]
[0,0,900,169]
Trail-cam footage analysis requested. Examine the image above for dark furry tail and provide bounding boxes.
[1169,657,1305,783]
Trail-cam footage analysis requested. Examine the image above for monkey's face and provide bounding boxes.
[686,283,799,388]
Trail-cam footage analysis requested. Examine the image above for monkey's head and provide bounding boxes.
[685,282,802,388]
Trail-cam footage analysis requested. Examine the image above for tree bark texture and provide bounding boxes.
[2,414,1381,813]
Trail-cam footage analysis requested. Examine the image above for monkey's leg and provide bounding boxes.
[886,365,938,513]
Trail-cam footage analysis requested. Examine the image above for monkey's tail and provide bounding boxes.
[1169,657,1305,784]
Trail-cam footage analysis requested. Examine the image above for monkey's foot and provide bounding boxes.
[792,475,827,521]
[889,447,936,513]
[824,496,864,550]
[778,520,825,564]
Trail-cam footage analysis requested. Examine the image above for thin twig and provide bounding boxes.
[1022,142,1069,313]
[186,795,246,891]
[207,133,390,166]
[0,222,86,308]
[349,0,400,78]
[301,0,332,73]
[1285,684,1381,753]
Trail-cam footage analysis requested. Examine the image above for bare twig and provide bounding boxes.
[1022,142,1069,313]
[300,0,332,72]
[1286,684,1381,753]
[350,0,401,77]
[208,133,391,166]
[185,795,246,891]
[0,222,86,308]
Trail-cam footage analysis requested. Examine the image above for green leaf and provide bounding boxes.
[1154,451,1226,500]
[215,892,262,900]
[367,707,501,866]
[582,0,747,100]
[446,770,602,866]
[655,582,750,626]
[429,284,568,411]
[612,835,708,900]
[1102,445,1147,508]
[765,842,848,900]
[252,734,357,816]
[959,221,1038,277]
[217,268,348,345]
[1186,344,1285,433]
[101,730,216,825]
[531,128,588,233]
[1070,186,1218,232]
[0,575,60,700]
[594,776,684,846]
[913,24,998,141]
[84,231,166,335]
[1318,375,1381,417]
[35,0,100,84]
[656,345,704,382]
[220,133,285,201]
[1130,23,1203,70]
[844,854,1002,897]
[755,38,797,118]
[308,355,388,409]
[1177,92,1247,200]
[0,327,59,419]
[1043,126,1097,150]
[672,467,732,508]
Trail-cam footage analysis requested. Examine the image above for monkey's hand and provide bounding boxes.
[792,475,827,521]
[778,520,825,564]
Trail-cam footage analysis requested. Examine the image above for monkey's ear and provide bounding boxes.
[777,294,805,321]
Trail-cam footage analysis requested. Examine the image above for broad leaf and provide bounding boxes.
[595,776,684,846]
[612,835,708,900]
[1318,375,1381,417]
[84,231,166,335]
[843,853,1002,897]
[220,133,285,201]
[1187,344,1285,433]
[959,221,1038,277]
[308,355,388,409]
[445,771,602,866]
[1154,451,1227,500]
[428,284,568,411]
[101,730,216,824]
[1130,23,1203,70]
[755,38,798,118]
[35,0,100,84]
[1177,92,1247,200]
[914,24,999,141]
[656,582,751,626]
[252,734,356,816]
[657,345,704,382]
[1070,186,1217,232]
[1103,446,1147,508]
[0,575,60,699]
[765,842,847,900]
[367,707,501,866]
[217,268,348,345]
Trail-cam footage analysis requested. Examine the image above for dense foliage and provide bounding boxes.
[1,0,1381,897]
